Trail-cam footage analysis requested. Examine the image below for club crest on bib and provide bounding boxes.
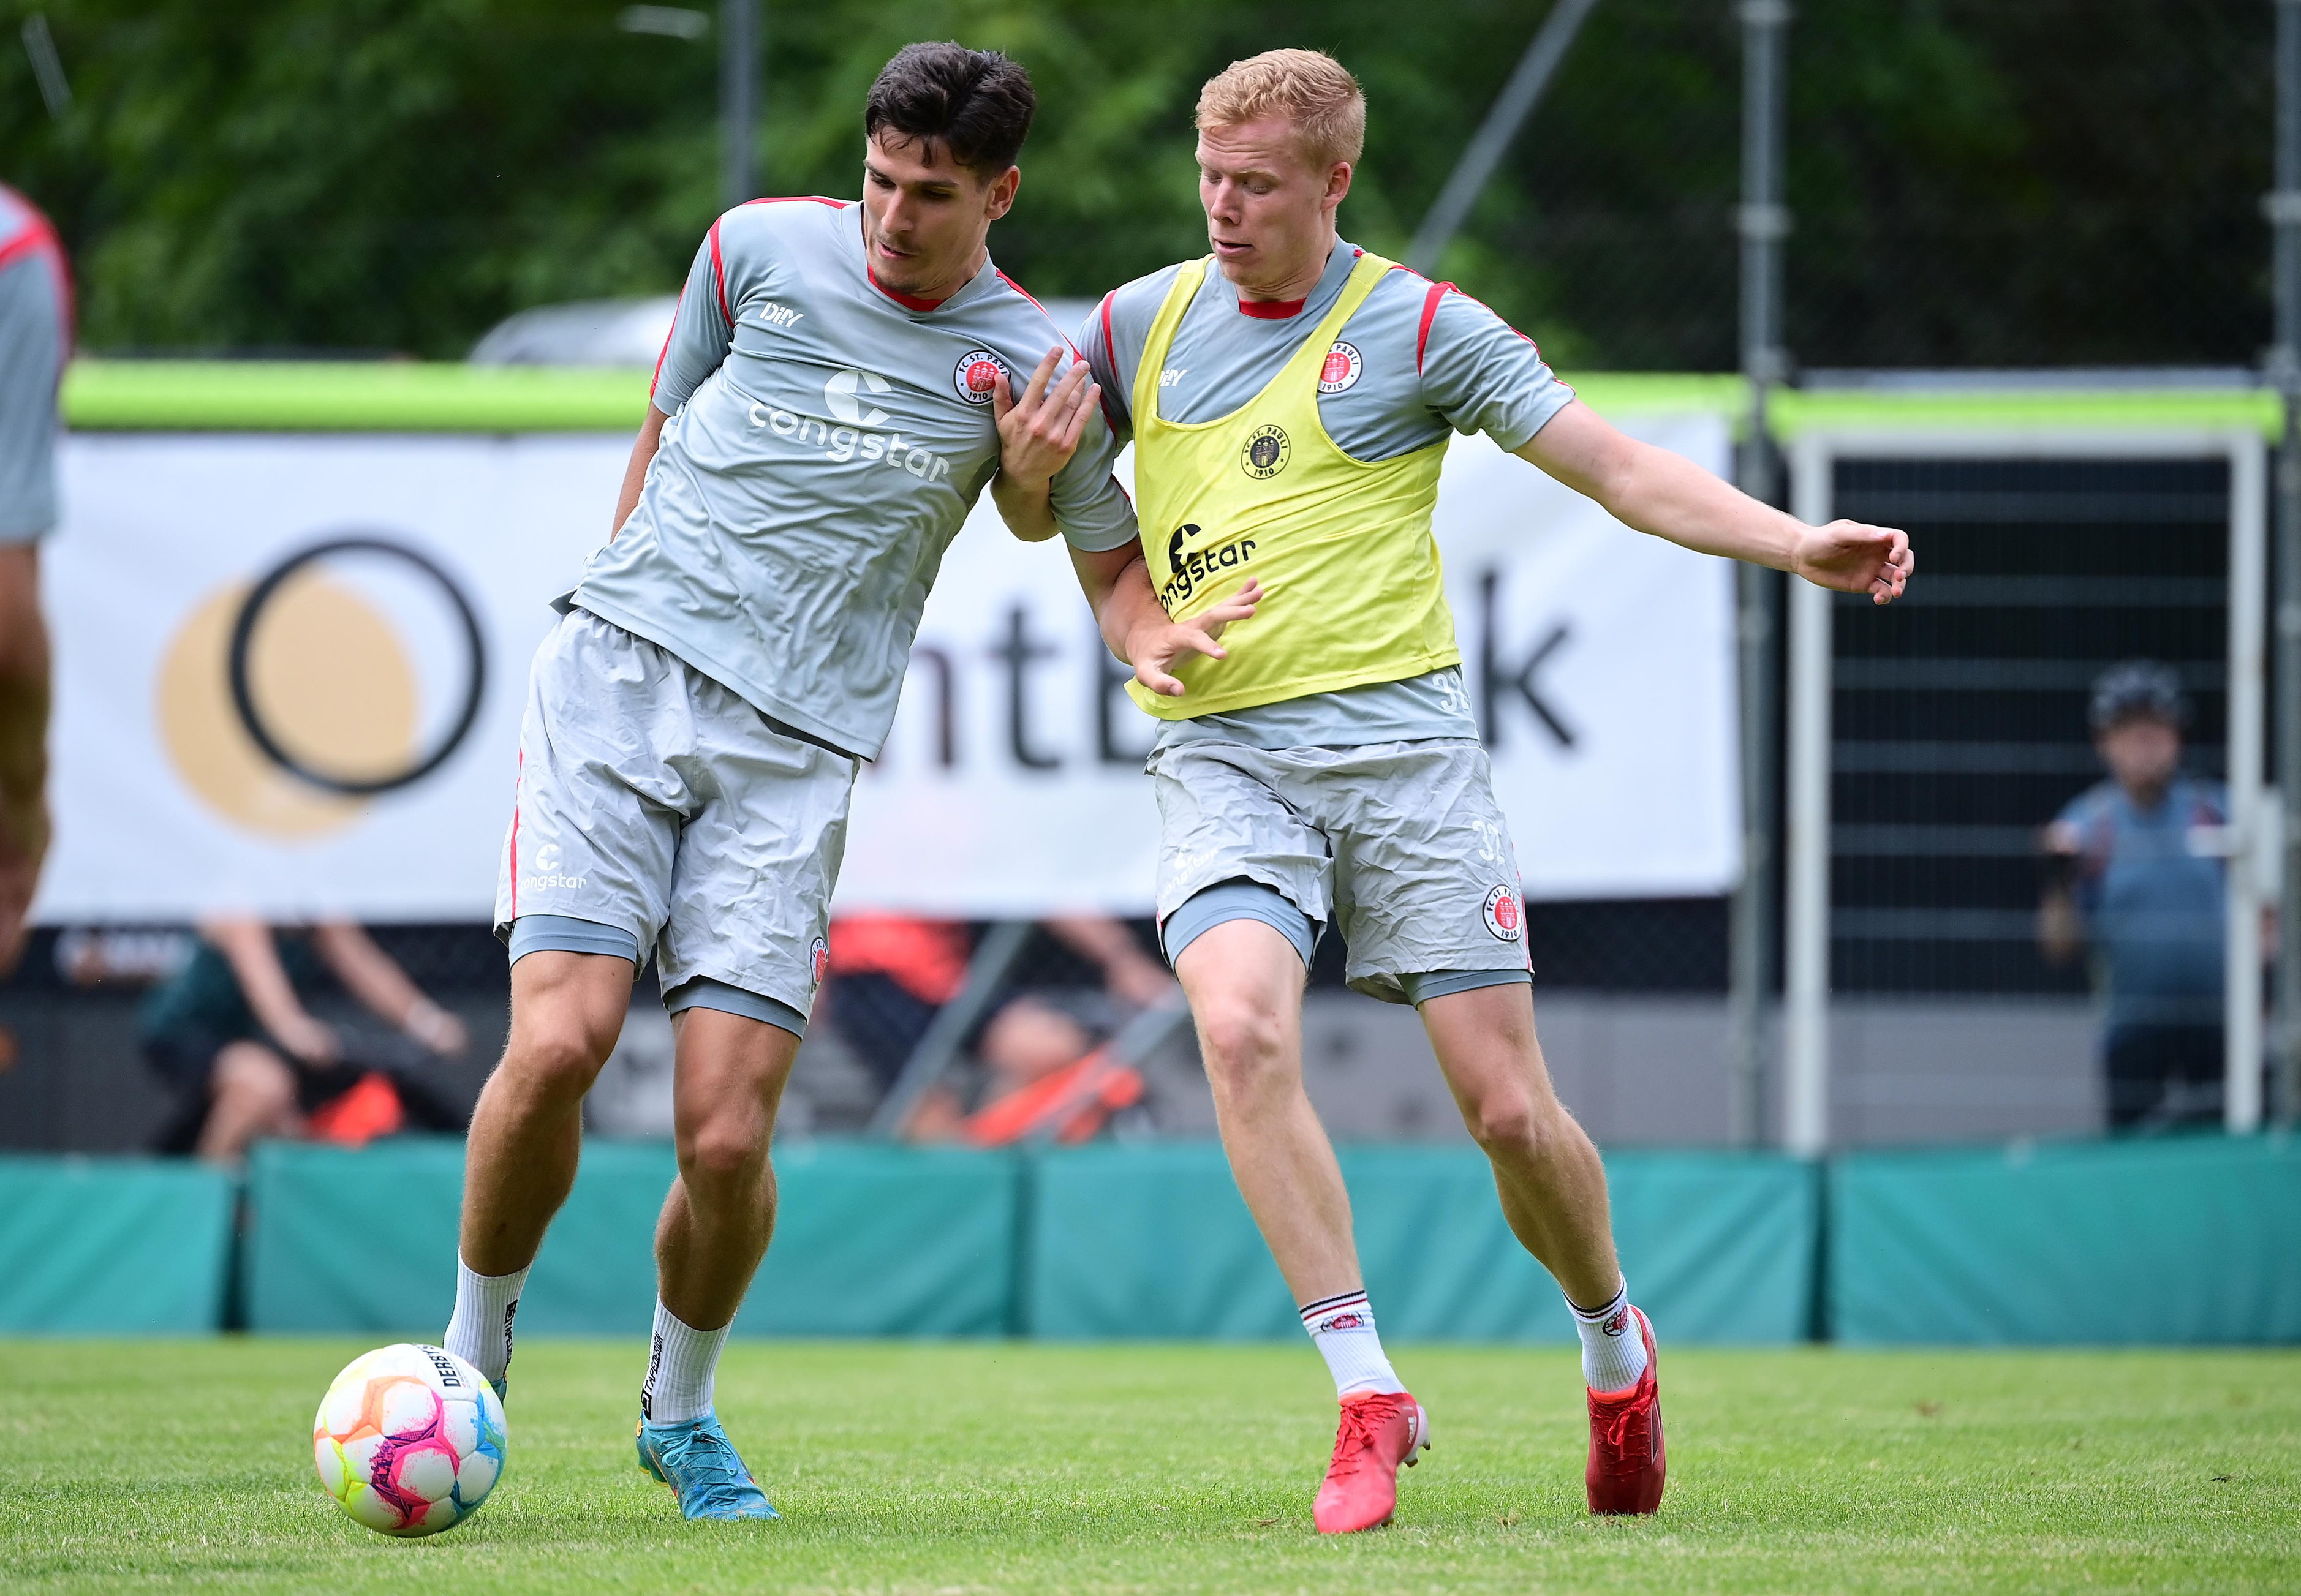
[1318,341,1363,394]
[1483,884,1524,941]
[954,348,1008,406]
[1241,423,1291,480]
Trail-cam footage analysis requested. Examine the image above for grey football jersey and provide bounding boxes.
[575,197,1136,762]
[0,187,66,544]
[1080,236,1572,750]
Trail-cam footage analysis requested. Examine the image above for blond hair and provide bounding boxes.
[1195,48,1366,171]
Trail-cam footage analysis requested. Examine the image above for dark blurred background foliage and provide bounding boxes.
[0,0,2273,367]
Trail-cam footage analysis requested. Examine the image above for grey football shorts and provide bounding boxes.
[1149,738,1533,1005]
[493,610,857,1037]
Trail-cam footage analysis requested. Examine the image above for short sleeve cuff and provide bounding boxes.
[1059,514,1143,554]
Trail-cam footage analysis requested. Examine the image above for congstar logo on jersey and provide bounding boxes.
[746,369,958,484]
[1158,521,1258,612]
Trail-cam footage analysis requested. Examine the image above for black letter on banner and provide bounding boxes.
[991,606,1062,770]
[1477,569,1576,750]
[909,645,958,768]
[1095,631,1154,766]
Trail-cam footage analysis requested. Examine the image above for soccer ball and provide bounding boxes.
[312,1342,507,1536]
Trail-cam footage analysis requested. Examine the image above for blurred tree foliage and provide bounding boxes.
[0,0,2271,367]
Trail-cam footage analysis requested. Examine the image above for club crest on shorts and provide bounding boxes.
[1318,340,1363,394]
[810,936,830,985]
[1241,423,1291,479]
[953,348,1007,405]
[1483,884,1524,941]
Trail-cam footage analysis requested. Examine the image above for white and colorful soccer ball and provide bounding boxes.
[312,1343,507,1537]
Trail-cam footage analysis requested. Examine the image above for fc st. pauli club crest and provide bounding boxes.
[1318,341,1363,394]
[1483,884,1524,942]
[1242,423,1291,479]
[954,348,1008,406]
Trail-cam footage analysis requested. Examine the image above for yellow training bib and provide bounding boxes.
[1124,250,1460,720]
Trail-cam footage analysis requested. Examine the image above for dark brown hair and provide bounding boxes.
[864,43,1036,177]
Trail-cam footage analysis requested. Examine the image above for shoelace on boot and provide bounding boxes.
[667,1428,754,1497]
[1594,1396,1651,1467]
[1329,1396,1406,1474]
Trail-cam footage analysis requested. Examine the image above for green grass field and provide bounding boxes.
[4,1339,2295,1594]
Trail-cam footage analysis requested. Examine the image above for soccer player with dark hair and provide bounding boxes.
[439,42,1134,1519]
[0,183,67,1006]
[1064,48,1912,1530]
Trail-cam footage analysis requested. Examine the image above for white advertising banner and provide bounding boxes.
[34,414,1739,924]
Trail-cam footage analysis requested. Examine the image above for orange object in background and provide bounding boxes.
[306,1072,405,1146]
[959,1047,1143,1147]
[826,916,972,1005]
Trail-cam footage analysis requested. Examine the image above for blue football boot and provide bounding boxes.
[636,1415,780,1521]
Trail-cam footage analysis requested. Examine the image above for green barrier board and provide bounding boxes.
[244,1138,1017,1338]
[1024,1143,1817,1344]
[1830,1136,2301,1344]
[56,358,2282,440]
[0,1156,235,1333]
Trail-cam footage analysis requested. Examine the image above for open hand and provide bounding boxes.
[272,1013,341,1067]
[1794,520,1914,604]
[992,347,1100,493]
[1126,578,1262,698]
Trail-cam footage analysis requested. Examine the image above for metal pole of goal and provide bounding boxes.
[2270,0,2301,1128]
[1727,0,1791,1148]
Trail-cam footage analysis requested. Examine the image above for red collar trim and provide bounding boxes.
[1237,295,1306,320]
[868,266,946,312]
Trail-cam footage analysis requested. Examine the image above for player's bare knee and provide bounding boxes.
[1195,996,1288,1068]
[502,1017,614,1102]
[1465,1090,1547,1165]
[674,1117,768,1194]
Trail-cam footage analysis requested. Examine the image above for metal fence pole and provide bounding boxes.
[1727,0,1791,1146]
[2271,0,2301,1127]
[720,0,759,209]
[2229,432,2269,1133]
[1406,0,1603,276]
[1783,434,1832,1157]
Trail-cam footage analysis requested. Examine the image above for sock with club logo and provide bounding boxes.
[1568,1280,1649,1394]
[1300,1289,1407,1398]
[641,1301,733,1426]
[443,1257,527,1387]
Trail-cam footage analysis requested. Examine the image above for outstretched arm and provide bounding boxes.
[1070,544,1261,699]
[313,920,469,1056]
[1516,400,1914,603]
[989,348,1101,543]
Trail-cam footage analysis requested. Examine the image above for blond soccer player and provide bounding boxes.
[1049,50,1911,1529]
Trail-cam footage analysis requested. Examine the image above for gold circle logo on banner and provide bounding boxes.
[157,575,417,837]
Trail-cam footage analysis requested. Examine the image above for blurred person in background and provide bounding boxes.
[902,991,1143,1144]
[823,912,1172,1097]
[142,917,470,1166]
[2041,661,2231,1129]
[0,183,69,1066]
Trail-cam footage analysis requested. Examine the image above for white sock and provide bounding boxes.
[443,1258,528,1385]
[1301,1290,1406,1398]
[1568,1281,1649,1393]
[641,1301,732,1425]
